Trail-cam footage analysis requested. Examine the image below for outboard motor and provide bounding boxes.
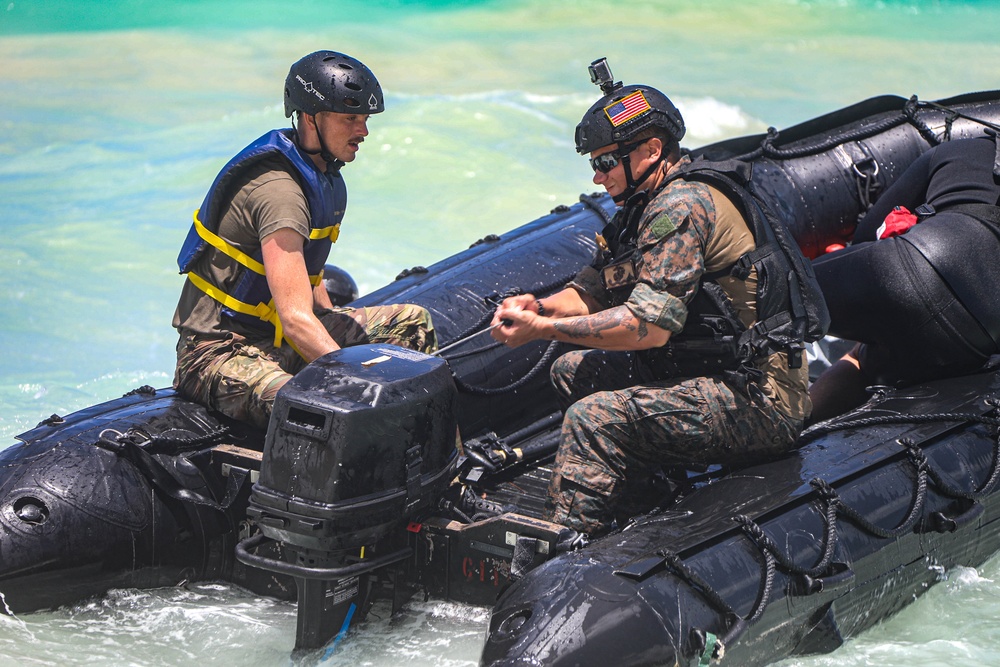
[236,344,458,650]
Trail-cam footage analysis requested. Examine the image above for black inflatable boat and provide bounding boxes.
[3,90,1000,667]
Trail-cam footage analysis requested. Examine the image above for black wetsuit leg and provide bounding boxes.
[813,215,996,386]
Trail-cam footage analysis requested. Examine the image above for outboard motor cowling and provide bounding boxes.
[238,344,458,649]
[249,344,458,549]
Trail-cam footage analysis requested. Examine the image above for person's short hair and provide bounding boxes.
[632,127,680,161]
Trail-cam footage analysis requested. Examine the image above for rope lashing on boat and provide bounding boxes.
[94,426,243,512]
[733,482,840,579]
[904,95,945,146]
[577,191,615,225]
[813,442,930,539]
[660,408,1000,664]
[725,94,965,218]
[919,100,1000,136]
[660,545,776,664]
[736,116,906,163]
[851,154,880,213]
[731,95,955,165]
[728,439,931,601]
[800,409,1000,441]
[925,433,1000,502]
[122,384,157,397]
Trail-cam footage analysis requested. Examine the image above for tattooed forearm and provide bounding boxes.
[552,307,635,341]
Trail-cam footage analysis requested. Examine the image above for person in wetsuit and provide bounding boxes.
[809,133,1000,421]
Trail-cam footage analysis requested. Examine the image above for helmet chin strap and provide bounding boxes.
[612,148,664,204]
[293,114,345,175]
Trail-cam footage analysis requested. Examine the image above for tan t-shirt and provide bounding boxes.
[708,186,811,422]
[173,155,312,338]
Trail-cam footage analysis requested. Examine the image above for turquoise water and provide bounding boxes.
[2,0,1000,664]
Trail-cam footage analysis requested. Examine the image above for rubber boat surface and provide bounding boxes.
[3,91,1000,666]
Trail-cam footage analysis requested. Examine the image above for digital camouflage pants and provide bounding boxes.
[174,304,436,430]
[544,348,801,536]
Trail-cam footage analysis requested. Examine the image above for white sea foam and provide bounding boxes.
[676,96,765,145]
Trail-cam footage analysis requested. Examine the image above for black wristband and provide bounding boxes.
[535,299,547,316]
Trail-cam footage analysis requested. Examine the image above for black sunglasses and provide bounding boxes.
[589,141,644,173]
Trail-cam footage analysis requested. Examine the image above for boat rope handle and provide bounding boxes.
[729,94,997,167]
[658,405,1000,663]
[578,191,614,225]
[732,486,839,579]
[814,441,930,539]
[920,100,1000,134]
[661,546,776,623]
[660,544,775,664]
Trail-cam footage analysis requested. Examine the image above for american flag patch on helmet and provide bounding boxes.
[604,90,651,127]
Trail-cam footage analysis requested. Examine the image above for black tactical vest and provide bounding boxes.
[593,158,830,379]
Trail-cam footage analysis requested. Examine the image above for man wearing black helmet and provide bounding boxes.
[491,59,816,537]
[172,51,436,430]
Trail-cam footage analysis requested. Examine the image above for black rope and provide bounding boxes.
[442,291,522,347]
[660,551,740,619]
[920,100,1000,134]
[801,411,1000,442]
[658,542,776,656]
[437,194,610,352]
[437,273,577,352]
[747,550,776,624]
[452,340,562,396]
[817,441,930,539]
[903,95,943,147]
[924,426,1000,501]
[732,484,839,580]
[853,160,879,213]
[733,114,911,163]
[728,95,997,165]
[578,192,614,225]
[123,385,157,397]
[435,192,611,379]
[655,407,1000,655]
[441,338,506,360]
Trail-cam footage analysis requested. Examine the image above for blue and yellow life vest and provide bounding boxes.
[177,129,346,351]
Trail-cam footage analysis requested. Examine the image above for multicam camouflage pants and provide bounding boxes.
[174,304,436,430]
[543,349,801,536]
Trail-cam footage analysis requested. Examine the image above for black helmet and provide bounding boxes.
[574,59,685,155]
[322,264,359,306]
[284,50,385,118]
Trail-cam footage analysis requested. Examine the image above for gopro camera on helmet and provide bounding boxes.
[575,59,686,156]
[588,57,621,96]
